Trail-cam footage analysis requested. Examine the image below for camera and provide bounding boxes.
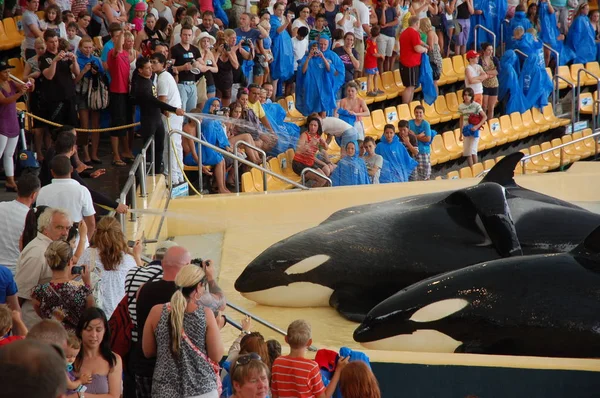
[191,257,204,266]
[90,63,99,71]
[71,265,84,275]
[223,43,231,51]
[206,59,213,66]
[241,38,252,46]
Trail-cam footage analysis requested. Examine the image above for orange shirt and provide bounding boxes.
[270,355,326,398]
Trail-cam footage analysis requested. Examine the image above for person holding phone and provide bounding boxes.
[31,240,95,333]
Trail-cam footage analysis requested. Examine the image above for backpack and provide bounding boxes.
[87,73,110,110]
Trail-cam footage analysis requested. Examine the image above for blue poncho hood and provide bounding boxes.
[375,135,418,183]
[507,11,532,50]
[498,50,528,114]
[330,141,371,187]
[566,14,597,64]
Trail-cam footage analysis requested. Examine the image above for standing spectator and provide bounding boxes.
[197,31,219,108]
[142,263,224,397]
[335,0,360,35]
[171,24,202,113]
[134,14,164,54]
[66,22,81,50]
[408,105,432,180]
[479,42,499,120]
[364,25,384,96]
[43,4,67,38]
[200,11,220,37]
[551,0,569,35]
[22,0,45,60]
[339,361,381,398]
[440,0,456,57]
[309,13,332,40]
[15,208,72,329]
[464,50,487,104]
[23,38,47,161]
[454,0,474,55]
[269,2,294,98]
[102,0,128,27]
[375,0,398,72]
[399,16,427,104]
[214,29,240,107]
[76,217,142,319]
[31,240,94,333]
[35,155,96,241]
[323,0,340,32]
[292,6,311,38]
[362,136,383,184]
[76,11,91,37]
[333,32,360,86]
[458,87,487,167]
[507,5,532,50]
[352,0,371,77]
[39,29,80,127]
[420,17,442,90]
[131,57,185,173]
[291,26,310,90]
[0,174,40,276]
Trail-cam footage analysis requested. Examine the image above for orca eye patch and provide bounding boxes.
[409,299,469,323]
[284,255,330,275]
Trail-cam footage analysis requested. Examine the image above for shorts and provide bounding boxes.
[473,93,483,105]
[206,84,216,94]
[483,86,498,96]
[365,67,379,75]
[253,55,266,77]
[354,121,365,141]
[399,63,420,87]
[456,19,470,46]
[109,92,130,138]
[75,93,89,111]
[416,152,431,180]
[376,33,395,58]
[463,136,479,156]
[292,159,311,175]
[445,19,455,33]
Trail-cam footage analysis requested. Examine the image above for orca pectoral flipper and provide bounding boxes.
[330,288,386,323]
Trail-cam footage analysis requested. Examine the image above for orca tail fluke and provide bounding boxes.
[480,152,525,187]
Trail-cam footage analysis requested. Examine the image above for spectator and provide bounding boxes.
[335,0,360,35]
[362,136,383,184]
[247,83,277,147]
[15,208,72,329]
[352,0,370,77]
[271,319,348,398]
[22,0,45,60]
[73,307,123,397]
[398,119,419,181]
[338,81,369,142]
[364,25,384,96]
[458,87,487,167]
[0,304,27,346]
[375,124,418,183]
[200,11,219,37]
[527,2,539,31]
[65,333,93,394]
[229,354,270,398]
[479,42,499,120]
[75,11,91,37]
[26,318,69,347]
[20,205,49,251]
[399,16,427,104]
[507,4,532,50]
[323,0,340,32]
[333,32,360,86]
[66,22,81,50]
[255,19,273,86]
[267,339,281,365]
[44,4,67,38]
[0,262,19,312]
[566,3,597,64]
[39,29,80,128]
[196,31,219,108]
[225,102,264,164]
[75,36,104,165]
[0,174,40,275]
[36,155,96,241]
[131,1,146,34]
[292,115,333,187]
[0,339,67,398]
[454,0,474,55]
[420,17,442,89]
[133,13,161,54]
[214,29,240,106]
[375,0,398,72]
[269,2,294,99]
[408,105,432,180]
[332,28,345,49]
[102,0,128,27]
[150,52,185,186]
[320,113,358,154]
[440,0,456,57]
[292,6,311,39]
[464,50,487,104]
[330,141,371,186]
[142,263,224,397]
[76,217,141,319]
[132,57,185,174]
[309,14,332,41]
[339,361,381,398]
[23,38,47,161]
[171,24,202,113]
[171,13,200,48]
[31,240,94,333]
[291,26,310,88]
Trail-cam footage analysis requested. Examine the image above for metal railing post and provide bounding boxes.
[513,49,528,59]
[576,68,600,124]
[138,160,147,197]
[129,175,137,222]
[500,19,509,55]
[167,135,173,193]
[552,74,575,134]
[301,168,333,187]
[474,25,496,56]
[233,141,268,193]
[150,138,155,176]
[543,43,559,74]
[118,193,126,233]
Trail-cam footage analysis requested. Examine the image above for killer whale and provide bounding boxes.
[235,153,600,322]
[353,225,600,359]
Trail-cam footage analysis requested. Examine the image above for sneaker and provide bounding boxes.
[367,91,378,97]
[376,89,385,95]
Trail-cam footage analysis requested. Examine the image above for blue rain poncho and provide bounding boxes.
[184,98,231,166]
[507,11,532,50]
[296,40,345,116]
[375,135,418,183]
[337,108,356,126]
[520,50,553,110]
[419,53,437,105]
[263,102,300,156]
[514,33,545,68]
[330,141,371,187]
[269,14,294,82]
[468,0,506,49]
[566,15,597,64]
[538,2,575,65]
[498,50,528,114]
[213,0,229,27]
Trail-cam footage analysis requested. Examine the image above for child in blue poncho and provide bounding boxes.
[330,141,371,187]
[458,87,487,167]
[375,124,418,183]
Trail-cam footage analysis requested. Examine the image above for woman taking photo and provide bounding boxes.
[69,307,123,398]
[292,115,334,187]
[31,241,94,333]
[143,264,224,397]
[213,29,240,107]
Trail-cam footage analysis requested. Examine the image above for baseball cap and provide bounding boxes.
[466,50,480,60]
[155,240,179,255]
[0,60,15,72]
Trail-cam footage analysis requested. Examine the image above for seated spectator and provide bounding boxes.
[375,124,418,183]
[397,120,419,181]
[65,333,92,394]
[339,361,381,398]
[77,217,141,319]
[519,43,553,110]
[247,84,278,150]
[0,304,27,346]
[498,50,528,114]
[362,136,383,184]
[408,105,432,181]
[0,174,40,275]
[226,102,263,164]
[309,13,332,41]
[0,339,67,398]
[292,116,334,187]
[458,87,487,167]
[31,240,94,333]
[74,307,123,397]
[229,354,270,398]
[338,82,370,143]
[271,319,348,397]
[507,4,532,50]
[330,141,371,186]
[142,264,224,397]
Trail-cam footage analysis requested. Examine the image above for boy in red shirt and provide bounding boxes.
[0,304,27,347]
[271,319,348,398]
[364,25,385,97]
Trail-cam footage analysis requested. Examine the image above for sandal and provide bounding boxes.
[123,157,135,164]
[112,160,127,167]
[91,158,103,164]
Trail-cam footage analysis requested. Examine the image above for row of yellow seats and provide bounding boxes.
[0,17,23,51]
[551,62,600,89]
[446,129,598,179]
[242,149,299,192]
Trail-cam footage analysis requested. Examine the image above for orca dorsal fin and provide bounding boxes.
[480,152,525,187]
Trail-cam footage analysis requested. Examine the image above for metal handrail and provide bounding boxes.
[117,136,154,233]
[474,24,496,56]
[592,100,600,151]
[514,49,528,58]
[500,19,510,55]
[576,68,600,122]
[233,140,267,193]
[301,167,333,187]
[552,74,576,135]
[543,43,559,74]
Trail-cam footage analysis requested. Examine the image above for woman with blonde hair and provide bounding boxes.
[143,263,224,397]
[339,361,381,398]
[77,217,142,319]
[31,241,95,332]
[420,17,442,90]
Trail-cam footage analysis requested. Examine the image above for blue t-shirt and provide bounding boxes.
[0,266,17,304]
[375,7,398,38]
[408,119,432,154]
[234,28,262,45]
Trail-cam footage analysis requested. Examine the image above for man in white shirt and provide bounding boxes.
[36,155,95,241]
[0,174,40,275]
[319,115,359,156]
[15,207,71,329]
[151,52,185,186]
[335,0,361,35]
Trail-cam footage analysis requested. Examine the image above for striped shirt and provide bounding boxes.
[271,356,325,398]
[124,263,163,341]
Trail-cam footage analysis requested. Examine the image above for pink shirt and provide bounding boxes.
[199,0,214,12]
[107,49,130,93]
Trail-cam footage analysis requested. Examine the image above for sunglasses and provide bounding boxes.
[236,352,262,366]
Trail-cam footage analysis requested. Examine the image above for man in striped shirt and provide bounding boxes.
[271,320,348,398]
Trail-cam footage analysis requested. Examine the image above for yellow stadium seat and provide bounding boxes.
[408,101,420,119]
[442,131,462,160]
[578,92,594,115]
[477,122,495,150]
[445,92,460,116]
[378,73,398,100]
[362,116,378,139]
[8,58,24,81]
[276,149,302,182]
[520,110,541,136]
[392,69,406,91]
[446,170,460,179]
[483,159,496,170]
[397,104,412,122]
[423,100,449,124]
[488,118,507,146]
[251,168,266,191]
[582,128,600,154]
[459,166,473,178]
[540,142,562,168]
[471,162,484,177]
[0,21,17,50]
[542,104,570,127]
[452,55,466,80]
[384,106,399,127]
[434,175,443,180]
[585,62,600,83]
[454,128,464,152]
[570,63,595,86]
[500,115,519,143]
[532,106,558,129]
[520,148,549,173]
[557,65,575,87]
[371,109,387,136]
[441,57,459,84]
[284,95,307,126]
[562,134,591,159]
[551,138,579,164]
[509,112,529,140]
[546,67,553,83]
[36,10,45,19]
[430,135,451,165]
[355,77,375,105]
[267,158,294,190]
[381,71,404,95]
[529,144,559,170]
[571,131,593,158]
[2,18,22,46]
[434,95,458,120]
[241,172,257,192]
